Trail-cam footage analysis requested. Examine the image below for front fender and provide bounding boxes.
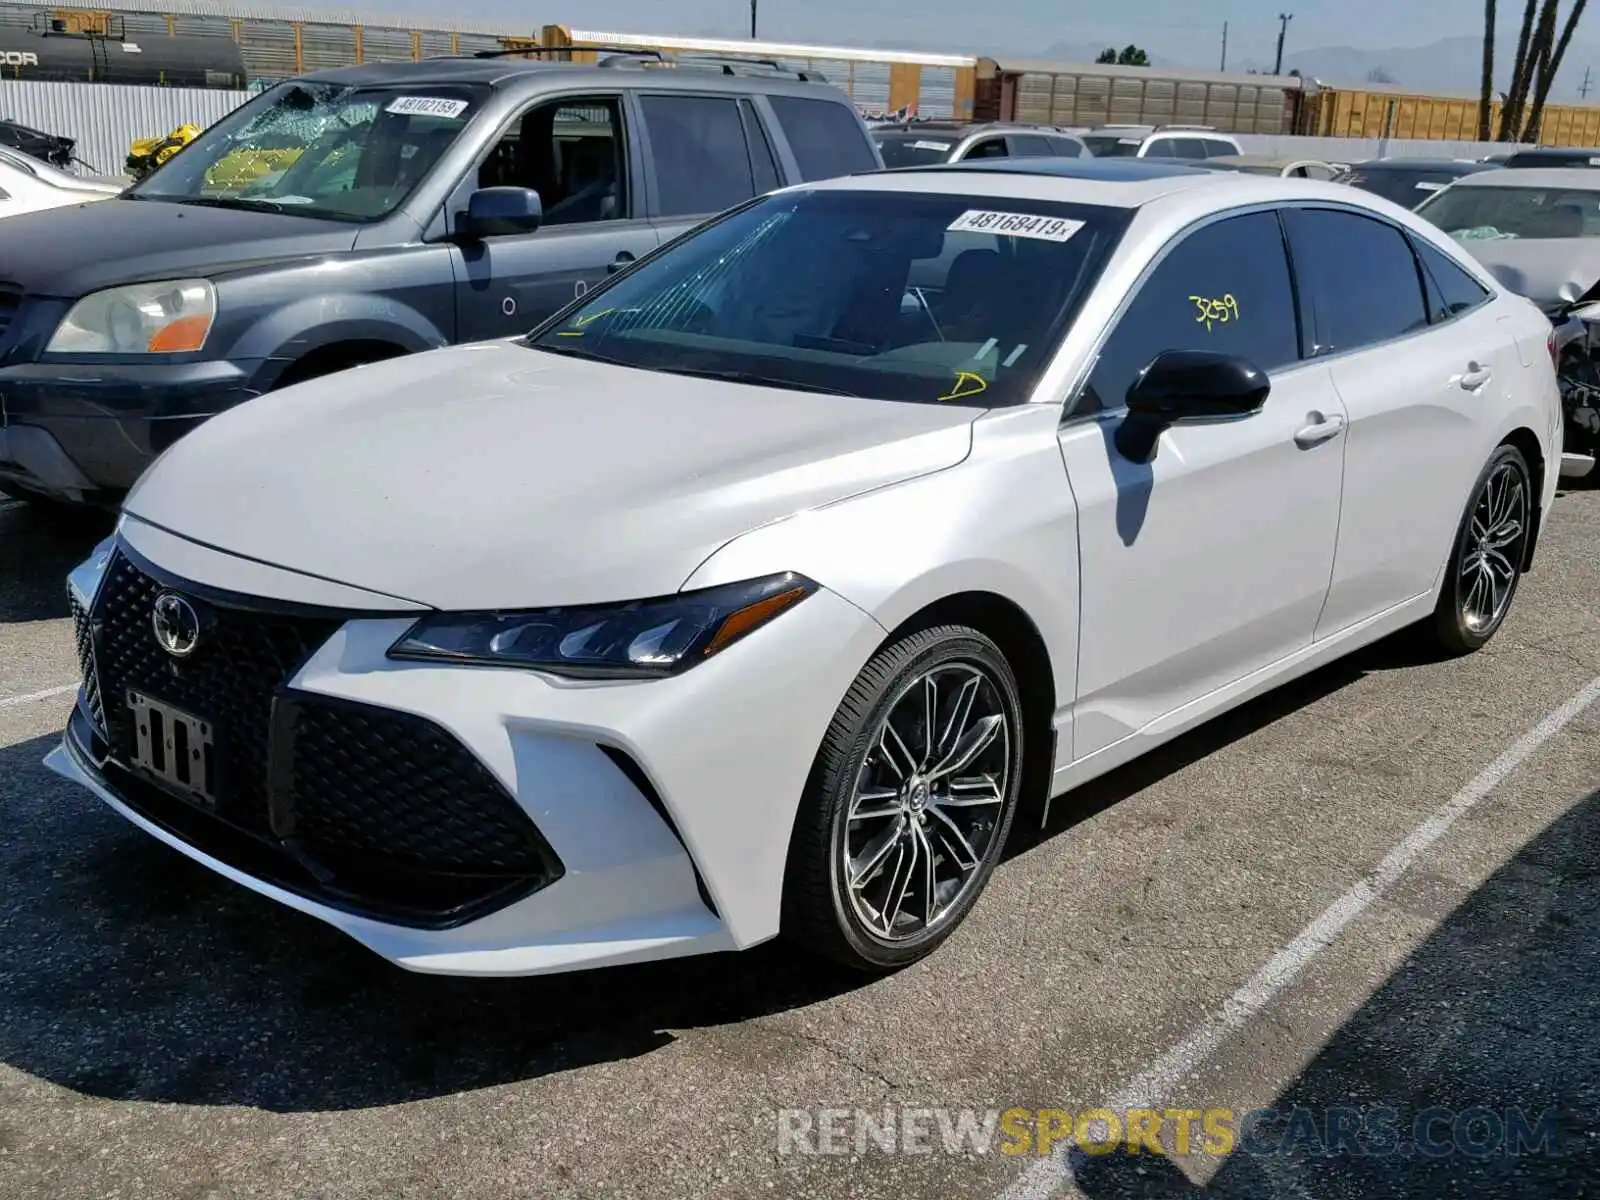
[680,405,1081,739]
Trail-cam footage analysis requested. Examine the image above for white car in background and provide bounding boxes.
[51,158,1561,979]
[0,148,122,218]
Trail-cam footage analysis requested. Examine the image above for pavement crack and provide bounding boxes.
[783,1025,903,1092]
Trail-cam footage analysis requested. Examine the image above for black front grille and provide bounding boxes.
[93,550,342,837]
[69,590,104,732]
[81,548,564,927]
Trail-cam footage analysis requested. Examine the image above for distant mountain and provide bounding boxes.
[1238,34,1600,99]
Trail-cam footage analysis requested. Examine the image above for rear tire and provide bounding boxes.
[782,625,1025,973]
[1425,444,1532,655]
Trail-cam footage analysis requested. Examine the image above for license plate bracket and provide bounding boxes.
[127,689,217,806]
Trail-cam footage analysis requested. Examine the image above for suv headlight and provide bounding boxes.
[46,279,216,354]
[388,573,817,679]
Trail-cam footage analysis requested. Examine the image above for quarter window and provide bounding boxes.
[640,94,755,218]
[766,95,880,180]
[1009,134,1054,156]
[1412,234,1491,321]
[1284,208,1429,353]
[1082,210,1301,414]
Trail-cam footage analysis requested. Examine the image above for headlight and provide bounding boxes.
[388,573,818,678]
[46,279,216,354]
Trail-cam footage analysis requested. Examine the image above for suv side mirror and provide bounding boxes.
[455,186,543,240]
[1114,349,1270,462]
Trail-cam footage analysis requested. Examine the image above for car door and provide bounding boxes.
[1283,206,1511,639]
[1057,208,1348,759]
[448,93,660,341]
[637,91,784,249]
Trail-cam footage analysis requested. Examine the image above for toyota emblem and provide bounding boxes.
[151,591,202,658]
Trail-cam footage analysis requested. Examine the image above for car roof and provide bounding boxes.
[806,156,1333,207]
[292,55,845,98]
[1448,166,1600,188]
[1349,157,1496,171]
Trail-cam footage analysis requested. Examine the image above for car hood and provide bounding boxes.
[1457,236,1600,308]
[123,342,979,610]
[0,198,360,297]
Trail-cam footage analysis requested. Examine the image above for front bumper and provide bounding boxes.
[48,534,888,976]
[0,359,257,501]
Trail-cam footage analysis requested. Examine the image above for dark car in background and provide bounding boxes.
[0,51,883,508]
[1335,157,1502,209]
[1497,146,1600,169]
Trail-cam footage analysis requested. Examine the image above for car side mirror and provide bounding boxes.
[455,186,542,240]
[1114,349,1271,463]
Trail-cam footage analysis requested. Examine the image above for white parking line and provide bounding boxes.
[1001,672,1600,1200]
[0,683,78,710]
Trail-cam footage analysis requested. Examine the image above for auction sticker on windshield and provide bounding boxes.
[386,96,469,118]
[947,211,1085,242]
[912,140,952,151]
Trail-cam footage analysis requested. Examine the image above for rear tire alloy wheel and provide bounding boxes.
[783,625,1025,973]
[1428,444,1531,654]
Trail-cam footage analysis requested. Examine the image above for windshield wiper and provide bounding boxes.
[153,194,292,215]
[647,365,861,397]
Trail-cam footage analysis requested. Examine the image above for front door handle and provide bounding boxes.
[1456,362,1493,391]
[1294,411,1346,448]
[607,251,636,275]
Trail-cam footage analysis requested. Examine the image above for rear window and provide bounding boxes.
[874,133,956,168]
[1082,135,1144,157]
[768,96,880,181]
[1344,168,1476,209]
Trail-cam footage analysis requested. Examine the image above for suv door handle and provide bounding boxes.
[1455,363,1493,390]
[1294,411,1345,448]
[607,251,636,275]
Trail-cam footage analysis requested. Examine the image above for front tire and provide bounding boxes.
[782,625,1025,973]
[1426,444,1532,655]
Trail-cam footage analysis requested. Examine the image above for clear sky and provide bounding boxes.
[370,0,1503,71]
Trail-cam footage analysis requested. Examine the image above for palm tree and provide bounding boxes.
[1479,0,1497,141]
[1524,0,1588,141]
[1499,0,1544,138]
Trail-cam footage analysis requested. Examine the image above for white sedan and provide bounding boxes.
[0,148,121,218]
[50,159,1561,978]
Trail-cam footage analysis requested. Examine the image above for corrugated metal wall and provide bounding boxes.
[1008,69,1292,134]
[0,77,249,174]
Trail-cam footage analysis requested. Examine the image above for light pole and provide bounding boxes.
[1273,13,1293,76]
[751,0,758,38]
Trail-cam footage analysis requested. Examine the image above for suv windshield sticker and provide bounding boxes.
[946,210,1085,242]
[385,96,469,119]
[911,140,952,151]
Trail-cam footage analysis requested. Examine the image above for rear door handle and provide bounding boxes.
[607,251,636,275]
[1456,363,1493,390]
[1294,411,1345,448]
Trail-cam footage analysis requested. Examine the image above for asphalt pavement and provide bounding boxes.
[1,486,1597,1199]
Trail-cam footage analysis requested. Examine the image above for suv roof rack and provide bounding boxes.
[593,50,826,81]
[1155,123,1219,132]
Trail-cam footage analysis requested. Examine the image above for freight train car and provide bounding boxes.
[0,15,244,86]
[541,25,980,119]
[973,55,1307,134]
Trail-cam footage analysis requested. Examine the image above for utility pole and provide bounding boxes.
[1220,21,1228,72]
[1582,65,1593,99]
[1273,13,1292,76]
[750,0,758,38]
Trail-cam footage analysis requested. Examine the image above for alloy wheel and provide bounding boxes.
[1459,458,1529,634]
[839,662,1012,942]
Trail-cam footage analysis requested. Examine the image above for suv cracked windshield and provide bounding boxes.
[128,79,489,222]
[526,187,1129,406]
[1416,184,1600,240]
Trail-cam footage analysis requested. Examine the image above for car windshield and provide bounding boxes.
[128,79,489,222]
[874,133,957,167]
[524,187,1129,407]
[1343,167,1474,209]
[1081,135,1144,157]
[1415,183,1600,239]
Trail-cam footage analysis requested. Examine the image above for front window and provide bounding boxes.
[1081,135,1144,157]
[873,133,957,167]
[525,188,1129,407]
[1415,183,1600,238]
[128,79,490,223]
